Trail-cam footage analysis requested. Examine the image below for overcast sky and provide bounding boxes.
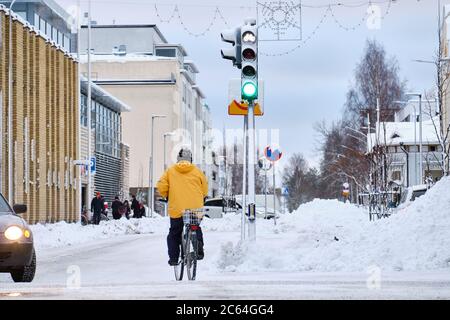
[56,0,440,170]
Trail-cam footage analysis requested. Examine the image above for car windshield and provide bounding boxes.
[0,194,13,215]
[411,190,427,201]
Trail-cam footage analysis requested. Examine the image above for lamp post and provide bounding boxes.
[406,93,423,184]
[393,100,418,187]
[413,57,450,176]
[163,132,174,171]
[8,0,17,203]
[86,0,93,211]
[150,115,166,217]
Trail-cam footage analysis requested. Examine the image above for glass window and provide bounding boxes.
[17,11,27,21]
[0,194,13,215]
[64,35,70,51]
[47,23,52,38]
[53,28,58,42]
[58,31,63,46]
[39,18,46,34]
[155,48,176,57]
[34,13,40,28]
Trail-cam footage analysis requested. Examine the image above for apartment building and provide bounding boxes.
[0,5,79,223]
[77,24,214,209]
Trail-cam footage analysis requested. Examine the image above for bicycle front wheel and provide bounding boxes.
[186,231,198,281]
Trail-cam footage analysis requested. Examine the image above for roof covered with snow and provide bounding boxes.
[367,118,441,151]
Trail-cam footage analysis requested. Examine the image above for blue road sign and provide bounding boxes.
[90,157,96,175]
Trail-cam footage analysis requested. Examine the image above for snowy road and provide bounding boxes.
[1,232,450,300]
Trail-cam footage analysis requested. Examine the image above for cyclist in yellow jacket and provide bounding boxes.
[157,148,209,266]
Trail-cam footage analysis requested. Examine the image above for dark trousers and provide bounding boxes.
[93,210,101,225]
[167,218,203,262]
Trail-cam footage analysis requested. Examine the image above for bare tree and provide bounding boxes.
[344,40,406,128]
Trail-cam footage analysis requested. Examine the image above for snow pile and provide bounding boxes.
[31,217,168,249]
[216,177,450,273]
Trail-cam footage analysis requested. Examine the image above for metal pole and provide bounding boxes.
[8,0,17,203]
[150,116,154,217]
[248,102,256,241]
[163,134,167,171]
[413,104,417,185]
[77,0,82,221]
[0,90,2,193]
[264,163,267,218]
[419,94,423,184]
[272,162,276,226]
[241,116,248,242]
[87,0,92,210]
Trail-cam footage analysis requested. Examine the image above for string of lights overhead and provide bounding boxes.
[79,0,398,56]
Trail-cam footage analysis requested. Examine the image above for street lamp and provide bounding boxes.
[8,0,18,203]
[163,132,174,171]
[406,93,423,184]
[150,114,167,217]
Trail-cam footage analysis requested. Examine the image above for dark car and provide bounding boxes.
[0,193,36,282]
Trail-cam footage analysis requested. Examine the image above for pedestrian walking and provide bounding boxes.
[131,195,140,218]
[112,196,123,220]
[122,200,131,219]
[90,192,104,225]
[139,202,146,218]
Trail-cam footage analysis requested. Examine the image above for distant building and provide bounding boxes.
[77,24,214,208]
[79,77,131,209]
[440,4,450,173]
[0,5,79,223]
[0,0,72,51]
[367,119,443,187]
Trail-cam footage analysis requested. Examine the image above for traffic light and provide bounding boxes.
[240,19,258,102]
[221,27,242,69]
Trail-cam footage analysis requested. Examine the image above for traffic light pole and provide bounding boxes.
[241,115,248,242]
[247,101,256,241]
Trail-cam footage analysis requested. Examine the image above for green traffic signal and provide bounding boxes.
[242,81,258,100]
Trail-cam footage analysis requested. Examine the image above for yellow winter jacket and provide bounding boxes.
[156,161,209,219]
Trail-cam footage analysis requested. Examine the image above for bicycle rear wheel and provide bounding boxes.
[174,229,187,281]
[186,231,198,281]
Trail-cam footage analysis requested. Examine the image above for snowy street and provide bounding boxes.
[1,231,449,299]
[1,178,450,300]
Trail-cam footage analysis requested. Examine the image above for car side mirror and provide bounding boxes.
[13,204,27,214]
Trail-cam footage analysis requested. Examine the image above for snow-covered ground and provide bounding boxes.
[30,177,450,274]
[2,177,447,299]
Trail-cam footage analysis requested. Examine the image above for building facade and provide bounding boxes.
[79,78,130,209]
[0,0,72,51]
[0,6,79,223]
[77,24,214,208]
[367,119,443,188]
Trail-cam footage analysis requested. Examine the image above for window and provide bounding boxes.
[63,35,70,51]
[46,23,52,38]
[16,11,27,20]
[58,31,63,47]
[0,194,13,215]
[53,27,58,42]
[391,171,401,181]
[34,13,40,28]
[429,145,437,152]
[39,18,46,34]
[155,48,176,57]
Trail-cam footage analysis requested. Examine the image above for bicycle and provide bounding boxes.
[174,208,205,281]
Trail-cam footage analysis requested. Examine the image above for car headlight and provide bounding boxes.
[4,226,23,241]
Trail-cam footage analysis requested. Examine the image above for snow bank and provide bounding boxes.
[31,217,168,249]
[215,178,450,273]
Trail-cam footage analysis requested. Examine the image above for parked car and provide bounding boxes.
[0,193,36,282]
[398,184,428,208]
[204,197,275,219]
[203,198,229,219]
